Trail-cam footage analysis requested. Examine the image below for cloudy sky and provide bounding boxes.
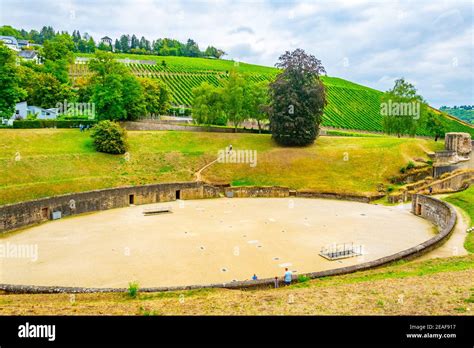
[1,0,472,107]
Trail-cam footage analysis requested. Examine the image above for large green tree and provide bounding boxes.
[22,71,73,108]
[139,78,170,116]
[381,78,427,137]
[88,51,146,121]
[243,80,269,132]
[192,82,226,126]
[425,110,447,141]
[269,49,326,146]
[42,34,75,83]
[222,71,246,130]
[0,43,27,119]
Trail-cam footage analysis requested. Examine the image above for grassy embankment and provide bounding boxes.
[0,254,472,315]
[0,129,443,205]
[445,186,474,253]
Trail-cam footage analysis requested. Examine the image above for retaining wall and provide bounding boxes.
[0,182,220,233]
[120,121,268,134]
[387,169,473,203]
[295,191,384,203]
[224,186,289,198]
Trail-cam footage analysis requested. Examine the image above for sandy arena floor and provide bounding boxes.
[0,198,435,288]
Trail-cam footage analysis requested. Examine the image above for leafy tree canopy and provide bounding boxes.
[269,48,326,146]
[0,43,27,118]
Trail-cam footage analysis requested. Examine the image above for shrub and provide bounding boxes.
[297,275,311,283]
[91,120,128,154]
[406,161,416,170]
[127,281,139,299]
[13,120,41,128]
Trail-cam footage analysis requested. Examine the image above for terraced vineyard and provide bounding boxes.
[70,54,474,136]
[125,62,275,106]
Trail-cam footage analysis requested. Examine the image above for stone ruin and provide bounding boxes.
[445,132,472,157]
[431,132,473,177]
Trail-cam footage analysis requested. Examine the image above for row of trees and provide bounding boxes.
[192,73,269,132]
[71,30,97,53]
[109,35,225,58]
[0,25,225,58]
[193,50,447,145]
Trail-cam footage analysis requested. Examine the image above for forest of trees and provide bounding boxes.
[0,25,225,58]
[0,35,170,122]
[439,105,474,125]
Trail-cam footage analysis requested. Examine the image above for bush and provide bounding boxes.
[399,161,416,174]
[91,120,128,154]
[127,281,139,299]
[297,275,311,283]
[406,161,416,170]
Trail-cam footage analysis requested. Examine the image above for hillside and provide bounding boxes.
[71,53,474,136]
[440,106,474,125]
[0,129,443,205]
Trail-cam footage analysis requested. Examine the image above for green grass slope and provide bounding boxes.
[444,187,474,253]
[0,129,442,205]
[71,53,474,136]
[440,106,474,125]
[1,254,472,315]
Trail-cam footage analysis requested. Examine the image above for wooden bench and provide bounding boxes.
[142,206,172,215]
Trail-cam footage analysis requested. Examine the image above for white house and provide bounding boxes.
[0,36,20,51]
[17,39,29,48]
[18,50,39,63]
[100,36,112,46]
[4,101,58,126]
